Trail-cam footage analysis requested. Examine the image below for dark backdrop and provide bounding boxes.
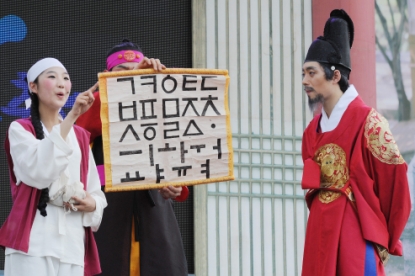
[0,1,194,272]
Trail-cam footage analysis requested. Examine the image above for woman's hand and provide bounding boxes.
[61,82,98,139]
[159,186,182,199]
[138,57,166,71]
[68,191,96,212]
[70,82,98,118]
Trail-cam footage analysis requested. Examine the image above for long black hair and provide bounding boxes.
[27,78,49,217]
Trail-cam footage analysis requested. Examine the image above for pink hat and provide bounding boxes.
[106,49,144,70]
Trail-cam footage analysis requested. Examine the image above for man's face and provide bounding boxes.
[111,61,143,72]
[302,61,332,99]
[302,61,332,111]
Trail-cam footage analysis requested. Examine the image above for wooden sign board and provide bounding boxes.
[99,68,234,192]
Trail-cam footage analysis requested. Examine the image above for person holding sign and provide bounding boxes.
[300,10,410,275]
[76,39,189,276]
[0,58,107,276]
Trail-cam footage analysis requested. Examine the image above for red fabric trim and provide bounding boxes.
[0,119,41,253]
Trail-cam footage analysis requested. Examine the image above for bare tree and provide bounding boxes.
[376,0,411,121]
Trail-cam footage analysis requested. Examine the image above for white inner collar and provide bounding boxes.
[320,85,358,133]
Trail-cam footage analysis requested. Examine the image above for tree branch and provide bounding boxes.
[376,36,394,68]
[396,0,408,47]
[388,0,398,33]
[375,2,394,49]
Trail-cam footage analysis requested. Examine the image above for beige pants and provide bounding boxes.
[5,253,83,276]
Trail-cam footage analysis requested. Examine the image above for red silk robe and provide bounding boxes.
[301,96,411,275]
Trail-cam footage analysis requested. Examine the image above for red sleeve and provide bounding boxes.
[301,116,324,208]
[301,115,320,161]
[363,117,411,256]
[174,186,189,202]
[76,91,102,143]
[301,121,321,190]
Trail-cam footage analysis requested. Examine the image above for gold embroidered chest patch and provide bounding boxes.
[314,143,349,203]
[364,109,404,165]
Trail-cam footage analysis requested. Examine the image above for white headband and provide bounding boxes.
[25,58,67,109]
[27,57,66,90]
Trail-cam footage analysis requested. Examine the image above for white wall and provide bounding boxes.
[193,1,313,275]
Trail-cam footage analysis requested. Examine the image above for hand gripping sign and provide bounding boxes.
[99,68,234,192]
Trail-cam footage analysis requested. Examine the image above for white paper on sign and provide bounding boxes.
[99,69,234,192]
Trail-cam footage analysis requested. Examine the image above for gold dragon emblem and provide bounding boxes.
[314,143,349,203]
[364,109,404,165]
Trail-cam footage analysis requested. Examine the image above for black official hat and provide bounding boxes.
[304,9,354,77]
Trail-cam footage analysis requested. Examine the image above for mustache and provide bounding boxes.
[304,86,314,92]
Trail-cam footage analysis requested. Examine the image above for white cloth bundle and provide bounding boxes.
[49,172,86,212]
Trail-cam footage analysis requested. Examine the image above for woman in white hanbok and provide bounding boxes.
[0,58,107,276]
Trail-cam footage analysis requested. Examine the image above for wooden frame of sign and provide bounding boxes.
[99,68,234,192]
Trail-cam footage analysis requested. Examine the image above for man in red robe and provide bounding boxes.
[301,10,411,275]
[77,39,189,276]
